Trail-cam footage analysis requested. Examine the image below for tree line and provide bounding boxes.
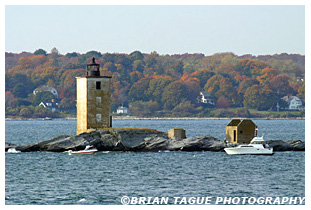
[5,48,305,118]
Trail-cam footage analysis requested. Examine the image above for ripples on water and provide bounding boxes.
[5,151,305,205]
[5,119,305,205]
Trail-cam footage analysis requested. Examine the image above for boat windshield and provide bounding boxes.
[250,140,265,144]
[85,145,94,150]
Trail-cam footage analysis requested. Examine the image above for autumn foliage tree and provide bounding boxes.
[270,74,294,97]
[243,84,278,110]
[216,96,231,108]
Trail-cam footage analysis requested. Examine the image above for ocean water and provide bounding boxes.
[5,119,305,205]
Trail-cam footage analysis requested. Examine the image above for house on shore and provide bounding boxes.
[39,99,59,112]
[281,96,303,111]
[197,91,215,106]
[117,106,130,114]
[226,119,258,144]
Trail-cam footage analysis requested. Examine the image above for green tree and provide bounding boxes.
[5,73,11,91]
[66,52,79,58]
[103,62,117,73]
[147,76,174,105]
[181,77,201,103]
[85,50,102,58]
[191,70,215,88]
[19,106,34,117]
[243,85,262,109]
[162,81,187,110]
[128,78,151,101]
[129,71,142,84]
[129,50,144,61]
[32,91,55,106]
[14,99,32,107]
[132,60,145,73]
[34,49,47,56]
[174,61,184,75]
[10,73,33,96]
[266,58,303,78]
[238,78,258,95]
[243,84,277,110]
[115,54,132,70]
[258,85,277,110]
[34,106,57,118]
[204,75,224,93]
[173,100,195,116]
[145,53,157,69]
[102,53,116,63]
[13,84,29,98]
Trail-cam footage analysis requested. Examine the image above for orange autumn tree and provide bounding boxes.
[256,67,278,86]
[236,59,270,78]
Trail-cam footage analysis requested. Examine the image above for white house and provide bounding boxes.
[281,96,303,110]
[198,91,215,105]
[117,106,130,114]
[39,99,59,112]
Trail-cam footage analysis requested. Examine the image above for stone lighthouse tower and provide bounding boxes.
[76,57,112,135]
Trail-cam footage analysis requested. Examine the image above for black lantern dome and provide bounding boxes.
[86,57,100,76]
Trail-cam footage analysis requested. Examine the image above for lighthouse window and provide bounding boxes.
[96,81,101,90]
[96,114,101,122]
[96,97,101,105]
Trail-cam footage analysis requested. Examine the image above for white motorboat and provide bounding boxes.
[7,148,21,153]
[224,136,274,155]
[68,145,98,155]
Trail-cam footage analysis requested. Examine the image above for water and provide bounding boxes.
[5,119,305,205]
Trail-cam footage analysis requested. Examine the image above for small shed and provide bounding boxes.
[168,128,186,140]
[226,119,258,144]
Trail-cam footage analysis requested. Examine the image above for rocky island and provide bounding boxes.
[5,128,304,153]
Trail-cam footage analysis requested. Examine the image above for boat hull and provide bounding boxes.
[224,147,274,155]
[68,149,98,155]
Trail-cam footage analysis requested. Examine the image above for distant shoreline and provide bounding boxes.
[113,116,305,120]
[5,116,305,121]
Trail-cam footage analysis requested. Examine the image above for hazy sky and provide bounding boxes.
[5,5,305,56]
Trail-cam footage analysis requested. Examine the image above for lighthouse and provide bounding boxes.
[76,57,112,135]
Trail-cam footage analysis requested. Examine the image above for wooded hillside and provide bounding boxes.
[5,48,305,118]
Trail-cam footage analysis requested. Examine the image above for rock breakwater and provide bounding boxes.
[5,128,305,152]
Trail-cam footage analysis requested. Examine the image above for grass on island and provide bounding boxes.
[86,127,165,133]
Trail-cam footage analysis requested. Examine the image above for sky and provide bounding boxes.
[4,5,306,56]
